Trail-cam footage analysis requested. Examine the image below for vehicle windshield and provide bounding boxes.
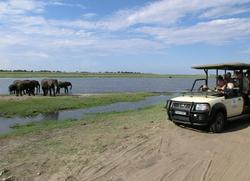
[189,69,243,98]
[182,90,225,97]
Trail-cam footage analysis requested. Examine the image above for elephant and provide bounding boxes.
[12,80,25,95]
[56,81,72,94]
[41,79,58,96]
[31,80,40,94]
[12,80,36,96]
[8,84,17,95]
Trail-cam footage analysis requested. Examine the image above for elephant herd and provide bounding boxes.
[8,79,72,96]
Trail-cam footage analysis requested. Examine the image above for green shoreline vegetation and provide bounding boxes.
[0,93,157,118]
[0,104,164,139]
[0,71,205,78]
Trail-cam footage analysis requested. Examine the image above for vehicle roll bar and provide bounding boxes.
[190,79,207,92]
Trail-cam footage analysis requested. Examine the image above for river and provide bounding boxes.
[0,77,215,95]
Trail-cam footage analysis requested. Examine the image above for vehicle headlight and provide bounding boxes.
[195,103,210,111]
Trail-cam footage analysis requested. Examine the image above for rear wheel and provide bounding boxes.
[209,112,225,133]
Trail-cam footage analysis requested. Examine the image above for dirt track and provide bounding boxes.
[1,108,250,181]
[77,122,250,181]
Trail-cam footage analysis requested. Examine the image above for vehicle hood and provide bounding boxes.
[171,95,221,103]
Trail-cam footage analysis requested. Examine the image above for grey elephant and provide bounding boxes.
[12,80,36,96]
[13,80,26,95]
[31,80,40,94]
[8,84,17,95]
[41,79,58,96]
[56,81,72,94]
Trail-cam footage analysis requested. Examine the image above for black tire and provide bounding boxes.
[209,112,225,133]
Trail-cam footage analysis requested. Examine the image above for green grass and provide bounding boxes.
[0,104,165,139]
[1,119,78,138]
[0,93,157,117]
[0,71,204,78]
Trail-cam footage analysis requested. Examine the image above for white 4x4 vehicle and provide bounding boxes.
[165,63,250,133]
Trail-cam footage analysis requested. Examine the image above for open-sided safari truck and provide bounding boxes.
[165,63,250,133]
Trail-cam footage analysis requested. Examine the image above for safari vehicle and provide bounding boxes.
[165,63,250,133]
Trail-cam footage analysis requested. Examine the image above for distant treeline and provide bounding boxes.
[0,70,143,74]
[103,71,142,74]
[0,70,64,73]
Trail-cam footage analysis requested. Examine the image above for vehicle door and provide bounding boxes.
[223,92,244,117]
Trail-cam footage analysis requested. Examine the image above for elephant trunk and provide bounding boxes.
[69,83,72,90]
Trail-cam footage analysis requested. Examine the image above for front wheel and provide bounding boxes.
[209,112,225,133]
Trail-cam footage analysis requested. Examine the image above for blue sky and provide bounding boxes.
[1,0,250,74]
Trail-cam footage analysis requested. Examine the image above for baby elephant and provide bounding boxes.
[9,84,17,95]
[56,81,72,94]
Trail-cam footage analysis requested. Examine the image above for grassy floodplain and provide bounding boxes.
[0,71,204,78]
[1,104,164,138]
[0,93,157,117]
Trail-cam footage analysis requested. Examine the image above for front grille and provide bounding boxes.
[172,102,192,110]
[172,115,189,122]
[169,101,192,124]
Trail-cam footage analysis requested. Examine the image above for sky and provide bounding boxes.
[1,0,250,74]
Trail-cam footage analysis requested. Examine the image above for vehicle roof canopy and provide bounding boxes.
[192,62,250,70]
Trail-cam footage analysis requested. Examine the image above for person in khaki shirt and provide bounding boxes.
[243,75,249,95]
[235,71,249,105]
[247,70,250,94]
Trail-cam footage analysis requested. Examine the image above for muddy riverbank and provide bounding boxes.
[1,104,250,180]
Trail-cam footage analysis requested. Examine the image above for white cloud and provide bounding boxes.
[19,51,49,58]
[48,1,85,10]
[0,58,12,69]
[1,0,250,71]
[0,33,27,47]
[0,0,85,18]
[241,48,250,54]
[8,0,44,12]
[200,6,250,18]
[0,0,45,16]
[1,0,250,51]
[137,18,250,45]
[49,19,97,29]
[97,0,250,30]
[82,13,97,19]
[88,38,164,53]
